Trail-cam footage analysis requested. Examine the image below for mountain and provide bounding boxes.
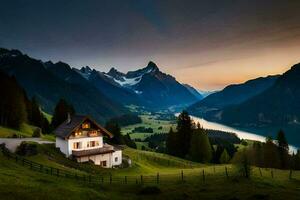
[197,90,217,98]
[222,63,300,126]
[187,75,279,120]
[74,67,145,106]
[0,48,127,123]
[183,84,204,100]
[220,63,300,145]
[76,61,199,109]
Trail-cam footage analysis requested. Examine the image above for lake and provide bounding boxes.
[189,115,298,153]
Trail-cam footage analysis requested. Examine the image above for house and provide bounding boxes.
[54,115,122,168]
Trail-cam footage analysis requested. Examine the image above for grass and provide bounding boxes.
[1,148,300,199]
[0,123,36,138]
[0,123,55,141]
[122,114,176,141]
[42,111,52,122]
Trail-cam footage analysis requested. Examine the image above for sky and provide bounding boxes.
[1,0,300,90]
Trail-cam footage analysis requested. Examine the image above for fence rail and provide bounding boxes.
[1,147,299,185]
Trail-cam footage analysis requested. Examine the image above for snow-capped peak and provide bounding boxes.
[74,66,93,80]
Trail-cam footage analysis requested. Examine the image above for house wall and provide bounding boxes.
[77,153,113,168]
[67,136,103,156]
[112,150,122,166]
[55,137,69,156]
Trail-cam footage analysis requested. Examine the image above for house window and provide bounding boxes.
[82,123,90,129]
[101,161,107,167]
[115,157,118,162]
[73,142,81,149]
[87,141,99,148]
[74,131,82,137]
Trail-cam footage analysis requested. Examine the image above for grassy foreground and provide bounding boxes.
[1,149,300,200]
[1,143,300,199]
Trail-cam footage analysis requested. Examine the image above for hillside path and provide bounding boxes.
[0,138,54,152]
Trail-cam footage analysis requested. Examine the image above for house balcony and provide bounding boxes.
[72,144,114,157]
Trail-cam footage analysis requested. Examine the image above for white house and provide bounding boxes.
[54,115,122,168]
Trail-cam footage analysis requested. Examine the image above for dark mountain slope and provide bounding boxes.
[187,75,279,119]
[222,63,300,126]
[0,48,127,123]
[183,84,204,100]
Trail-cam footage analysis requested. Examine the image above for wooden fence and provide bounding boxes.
[1,147,298,185]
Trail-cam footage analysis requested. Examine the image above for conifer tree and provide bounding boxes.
[189,124,212,162]
[51,99,75,129]
[166,127,180,156]
[263,137,280,168]
[105,121,124,144]
[0,71,27,129]
[276,130,289,169]
[220,149,230,164]
[176,111,194,158]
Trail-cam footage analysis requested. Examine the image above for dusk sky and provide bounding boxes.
[1,0,300,90]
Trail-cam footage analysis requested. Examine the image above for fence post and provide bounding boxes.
[157,172,159,184]
[225,167,228,179]
[181,170,184,182]
[202,169,205,182]
[259,168,262,177]
[141,175,143,185]
[289,169,292,180]
[125,176,127,184]
[271,170,274,178]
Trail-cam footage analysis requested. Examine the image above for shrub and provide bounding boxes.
[16,142,38,156]
[32,128,42,137]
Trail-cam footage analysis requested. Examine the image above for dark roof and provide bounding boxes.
[54,115,113,139]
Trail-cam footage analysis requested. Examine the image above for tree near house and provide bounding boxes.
[51,98,75,129]
[29,97,50,133]
[105,121,124,144]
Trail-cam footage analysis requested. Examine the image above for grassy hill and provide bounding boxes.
[1,143,300,199]
[0,124,55,141]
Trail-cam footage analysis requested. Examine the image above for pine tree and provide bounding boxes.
[220,149,230,164]
[123,133,136,149]
[263,137,280,168]
[176,110,194,158]
[105,121,124,144]
[166,127,180,156]
[276,130,289,169]
[51,99,75,129]
[189,125,212,163]
[0,71,27,129]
